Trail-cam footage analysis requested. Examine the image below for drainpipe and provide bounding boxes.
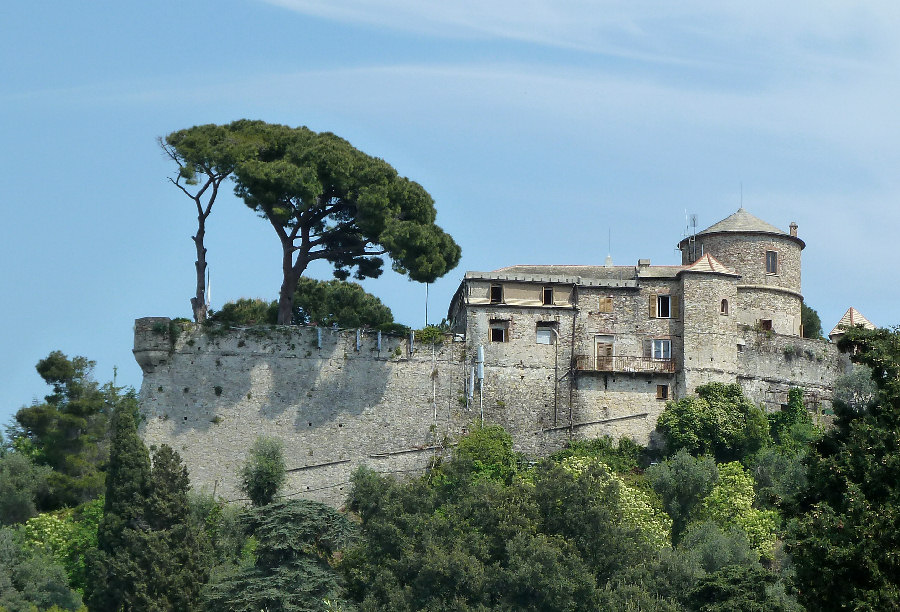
[551,328,560,427]
[568,284,580,435]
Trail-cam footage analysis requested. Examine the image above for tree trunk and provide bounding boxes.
[190,216,208,323]
[276,245,308,325]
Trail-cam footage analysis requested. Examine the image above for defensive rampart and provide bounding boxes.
[134,318,847,506]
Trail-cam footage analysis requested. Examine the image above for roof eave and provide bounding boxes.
[677,230,805,250]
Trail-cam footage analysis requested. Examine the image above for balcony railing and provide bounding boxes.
[574,355,676,374]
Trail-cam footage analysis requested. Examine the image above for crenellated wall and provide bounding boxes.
[135,316,847,506]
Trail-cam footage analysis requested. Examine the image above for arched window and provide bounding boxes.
[720,299,729,315]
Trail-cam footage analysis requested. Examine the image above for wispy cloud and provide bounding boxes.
[260,1,900,74]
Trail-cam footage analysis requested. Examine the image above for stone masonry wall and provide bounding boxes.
[135,318,472,506]
[135,314,847,506]
[736,329,848,413]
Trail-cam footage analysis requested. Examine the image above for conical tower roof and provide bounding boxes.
[678,207,804,249]
[697,208,786,236]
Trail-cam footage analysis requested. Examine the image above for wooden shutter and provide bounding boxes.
[670,295,680,320]
[598,297,613,313]
[643,338,653,358]
[648,295,657,318]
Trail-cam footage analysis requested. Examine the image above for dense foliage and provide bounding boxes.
[291,277,394,329]
[166,121,461,324]
[800,303,823,339]
[340,425,796,611]
[208,279,398,330]
[0,526,84,611]
[11,352,125,509]
[86,406,206,611]
[656,383,770,462]
[205,500,357,612]
[787,325,900,610]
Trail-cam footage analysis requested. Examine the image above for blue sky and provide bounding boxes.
[3,1,899,424]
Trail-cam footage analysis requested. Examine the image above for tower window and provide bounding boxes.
[720,299,729,315]
[766,250,779,275]
[490,284,503,303]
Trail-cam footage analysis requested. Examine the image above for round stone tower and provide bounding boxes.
[678,208,804,336]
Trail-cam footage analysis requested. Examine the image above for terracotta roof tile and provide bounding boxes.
[681,253,738,275]
[829,307,876,338]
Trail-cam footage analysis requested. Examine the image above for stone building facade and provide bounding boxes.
[447,208,844,444]
[135,208,847,505]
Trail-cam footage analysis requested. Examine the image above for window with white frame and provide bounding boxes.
[657,295,671,318]
[652,339,671,360]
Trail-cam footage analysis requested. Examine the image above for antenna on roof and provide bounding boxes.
[740,181,743,209]
[687,213,699,262]
[605,227,613,266]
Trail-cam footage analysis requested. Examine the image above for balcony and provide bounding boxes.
[574,355,676,374]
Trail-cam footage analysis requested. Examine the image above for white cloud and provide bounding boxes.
[260,1,900,71]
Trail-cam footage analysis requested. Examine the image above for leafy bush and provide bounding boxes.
[208,298,278,326]
[0,453,51,525]
[0,526,84,611]
[240,437,286,507]
[697,462,778,558]
[656,383,770,463]
[648,451,719,543]
[23,497,102,593]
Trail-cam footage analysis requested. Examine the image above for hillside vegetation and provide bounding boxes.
[1,324,898,610]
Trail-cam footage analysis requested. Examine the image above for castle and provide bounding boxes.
[135,208,847,505]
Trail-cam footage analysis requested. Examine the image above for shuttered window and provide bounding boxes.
[649,295,678,319]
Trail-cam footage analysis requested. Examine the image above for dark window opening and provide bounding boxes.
[760,319,773,331]
[766,250,778,275]
[542,287,553,305]
[490,284,503,303]
[490,319,509,342]
[720,299,729,315]
[657,295,671,319]
[656,385,669,400]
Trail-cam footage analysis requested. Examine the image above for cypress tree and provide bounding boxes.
[86,405,206,610]
[145,445,207,610]
[86,401,152,611]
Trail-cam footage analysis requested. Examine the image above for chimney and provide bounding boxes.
[637,259,651,269]
[789,222,798,237]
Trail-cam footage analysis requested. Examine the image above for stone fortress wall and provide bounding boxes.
[135,313,846,506]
